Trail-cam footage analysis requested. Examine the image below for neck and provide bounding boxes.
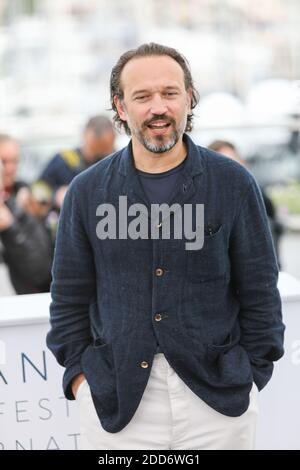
[131,135,187,174]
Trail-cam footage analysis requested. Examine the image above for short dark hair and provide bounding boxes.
[110,43,199,135]
[85,115,113,137]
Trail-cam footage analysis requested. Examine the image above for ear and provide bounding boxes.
[114,96,127,122]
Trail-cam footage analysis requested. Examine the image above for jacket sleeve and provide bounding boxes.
[1,210,53,289]
[46,182,95,399]
[229,178,285,391]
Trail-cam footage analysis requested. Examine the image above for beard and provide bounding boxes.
[139,128,178,154]
[132,115,186,154]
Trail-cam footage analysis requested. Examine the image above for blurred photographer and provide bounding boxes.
[0,140,53,294]
[208,140,284,268]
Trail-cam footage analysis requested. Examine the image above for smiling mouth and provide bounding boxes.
[147,121,171,130]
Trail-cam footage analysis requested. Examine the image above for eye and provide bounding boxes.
[165,92,178,97]
[135,95,149,101]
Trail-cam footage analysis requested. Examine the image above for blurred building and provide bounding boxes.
[0,0,299,182]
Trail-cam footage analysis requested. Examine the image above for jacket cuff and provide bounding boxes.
[63,362,84,400]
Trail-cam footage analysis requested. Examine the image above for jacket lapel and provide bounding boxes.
[116,134,204,226]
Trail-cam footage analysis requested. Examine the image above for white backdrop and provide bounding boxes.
[0,272,300,450]
[0,294,80,450]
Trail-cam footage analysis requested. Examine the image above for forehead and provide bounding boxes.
[120,55,186,95]
[0,140,19,160]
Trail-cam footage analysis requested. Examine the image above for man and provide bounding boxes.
[208,140,284,268]
[0,134,28,200]
[47,43,284,450]
[0,159,53,294]
[39,114,115,195]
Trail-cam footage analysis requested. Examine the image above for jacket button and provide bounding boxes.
[155,268,164,277]
[154,313,162,322]
[140,361,149,369]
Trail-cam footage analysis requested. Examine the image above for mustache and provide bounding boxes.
[143,115,175,127]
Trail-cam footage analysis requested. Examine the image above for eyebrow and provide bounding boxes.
[131,85,181,98]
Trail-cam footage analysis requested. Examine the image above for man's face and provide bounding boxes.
[83,128,115,162]
[0,140,19,189]
[114,55,192,154]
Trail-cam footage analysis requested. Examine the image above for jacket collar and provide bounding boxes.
[119,133,202,176]
[111,134,205,225]
[118,134,203,211]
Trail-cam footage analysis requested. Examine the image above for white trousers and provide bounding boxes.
[76,353,259,450]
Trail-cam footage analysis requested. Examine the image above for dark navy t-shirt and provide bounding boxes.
[137,157,186,205]
[137,156,187,353]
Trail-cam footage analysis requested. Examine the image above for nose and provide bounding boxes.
[149,94,168,116]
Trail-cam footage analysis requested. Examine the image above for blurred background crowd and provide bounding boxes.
[0,0,300,296]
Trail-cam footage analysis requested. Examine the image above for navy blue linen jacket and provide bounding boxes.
[46,134,285,433]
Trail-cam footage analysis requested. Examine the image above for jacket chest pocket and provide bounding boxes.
[186,224,226,282]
